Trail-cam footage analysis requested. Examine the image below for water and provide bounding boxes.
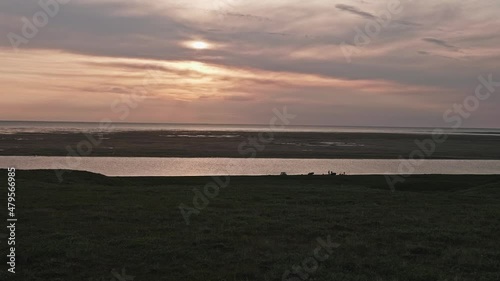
[1,121,500,136]
[1,156,499,177]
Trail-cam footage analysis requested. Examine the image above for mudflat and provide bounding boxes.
[1,130,500,159]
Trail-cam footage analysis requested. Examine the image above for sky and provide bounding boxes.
[0,0,499,128]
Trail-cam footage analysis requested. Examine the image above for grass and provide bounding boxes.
[0,170,499,280]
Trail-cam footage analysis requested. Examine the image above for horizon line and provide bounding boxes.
[1,120,500,130]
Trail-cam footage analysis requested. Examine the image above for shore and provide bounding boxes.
[1,170,499,280]
[1,130,500,159]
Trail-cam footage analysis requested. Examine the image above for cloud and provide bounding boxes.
[0,0,499,127]
[422,37,461,52]
[223,95,256,102]
[335,3,420,26]
[417,50,464,61]
[335,4,377,19]
[214,11,273,22]
[393,19,421,27]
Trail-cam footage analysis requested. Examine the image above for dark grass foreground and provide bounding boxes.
[0,170,499,281]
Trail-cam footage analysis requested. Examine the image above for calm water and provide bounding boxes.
[1,157,499,176]
[1,121,500,136]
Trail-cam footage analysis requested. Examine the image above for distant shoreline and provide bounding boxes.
[2,119,499,130]
[1,120,500,135]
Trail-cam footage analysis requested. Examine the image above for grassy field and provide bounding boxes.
[0,170,499,280]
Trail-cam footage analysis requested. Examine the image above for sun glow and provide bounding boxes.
[188,41,210,50]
